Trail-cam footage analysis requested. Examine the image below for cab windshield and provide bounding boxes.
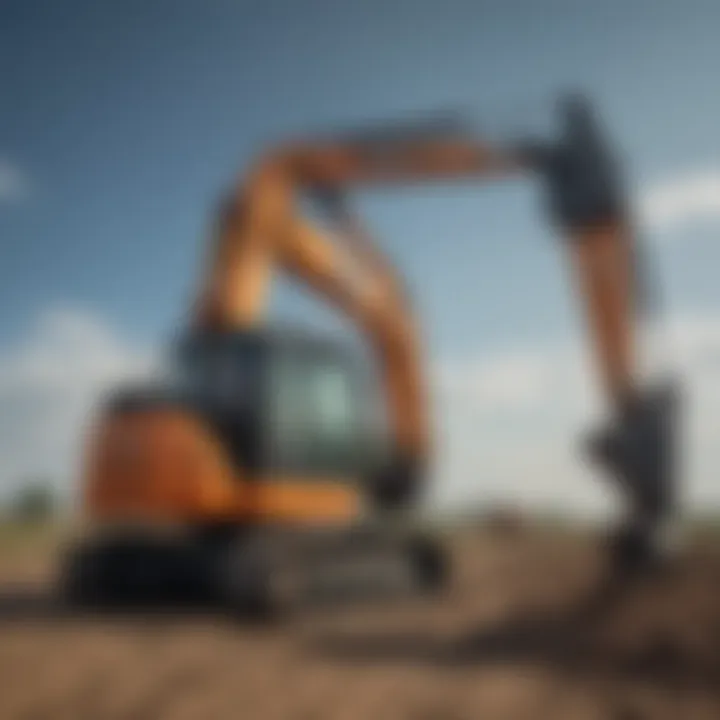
[167,335,261,412]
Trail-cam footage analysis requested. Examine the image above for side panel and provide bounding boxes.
[83,408,362,527]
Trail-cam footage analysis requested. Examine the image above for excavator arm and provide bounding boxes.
[195,95,678,558]
[197,103,636,409]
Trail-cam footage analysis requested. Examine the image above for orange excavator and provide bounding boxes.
[63,95,679,612]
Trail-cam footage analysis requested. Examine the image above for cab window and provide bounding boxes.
[270,353,360,475]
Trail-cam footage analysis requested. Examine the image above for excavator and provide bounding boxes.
[62,95,679,613]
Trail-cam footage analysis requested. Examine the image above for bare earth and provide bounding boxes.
[2,525,720,720]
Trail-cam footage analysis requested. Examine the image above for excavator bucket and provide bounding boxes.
[587,382,680,569]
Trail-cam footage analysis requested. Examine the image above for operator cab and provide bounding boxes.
[168,327,390,484]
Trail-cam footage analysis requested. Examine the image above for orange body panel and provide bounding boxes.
[84,410,361,527]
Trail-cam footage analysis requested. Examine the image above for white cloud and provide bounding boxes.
[0,307,155,501]
[4,304,720,520]
[437,349,555,413]
[429,338,608,517]
[0,159,29,203]
[429,313,720,517]
[639,169,720,234]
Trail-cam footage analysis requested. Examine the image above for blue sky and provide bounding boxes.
[1,0,719,350]
[1,0,720,509]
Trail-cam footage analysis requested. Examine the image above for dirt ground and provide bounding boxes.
[2,524,720,720]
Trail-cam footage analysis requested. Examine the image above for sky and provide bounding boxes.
[1,0,720,514]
